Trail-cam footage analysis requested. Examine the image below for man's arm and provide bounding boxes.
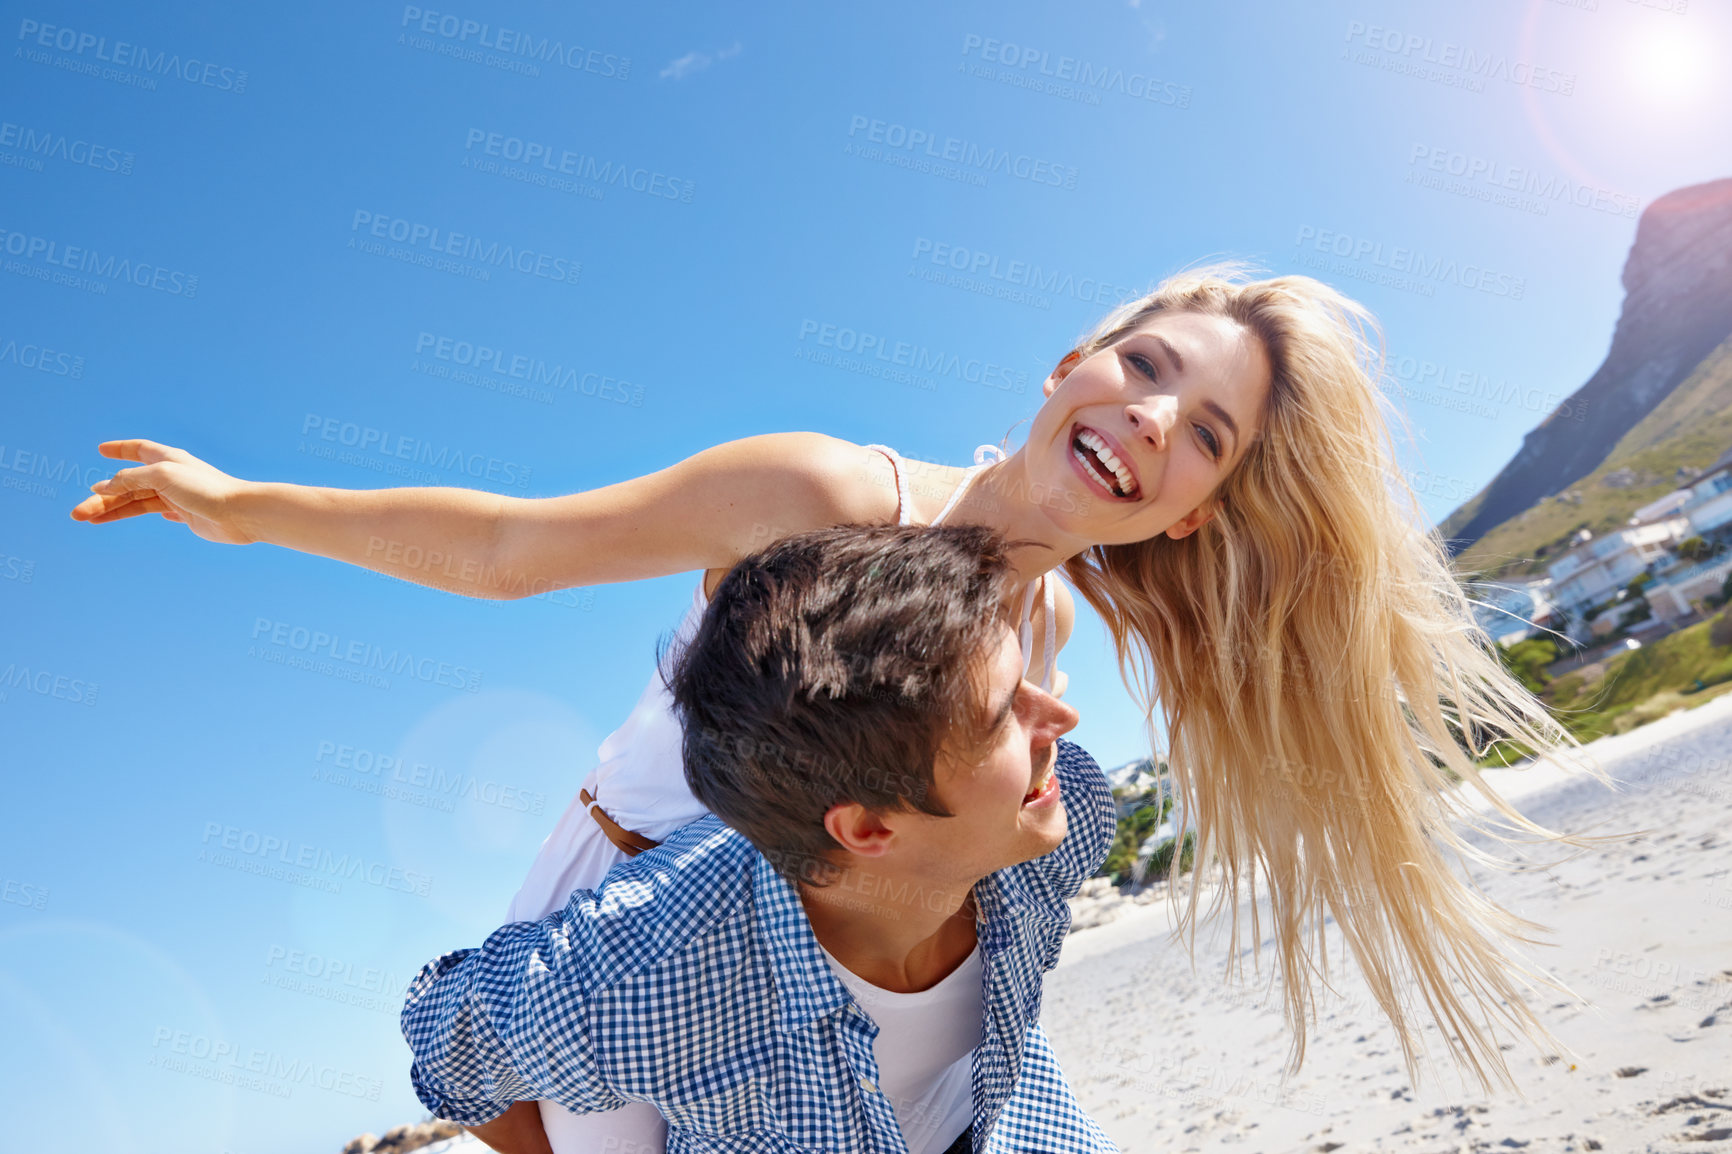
[400,916,632,1128]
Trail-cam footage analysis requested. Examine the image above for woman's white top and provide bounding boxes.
[507,442,1059,923]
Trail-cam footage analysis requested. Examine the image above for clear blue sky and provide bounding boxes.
[3,1,1727,1149]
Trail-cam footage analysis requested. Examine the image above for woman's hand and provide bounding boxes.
[69,438,258,545]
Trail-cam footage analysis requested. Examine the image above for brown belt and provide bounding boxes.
[580,788,662,857]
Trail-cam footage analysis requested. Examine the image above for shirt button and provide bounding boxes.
[859,1076,878,1094]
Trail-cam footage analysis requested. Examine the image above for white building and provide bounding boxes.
[1545,516,1691,620]
[1631,489,1693,523]
[1646,553,1732,621]
[1638,452,1732,620]
[1678,453,1732,539]
[1470,575,1554,645]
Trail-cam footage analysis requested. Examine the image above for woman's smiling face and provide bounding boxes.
[1029,309,1273,546]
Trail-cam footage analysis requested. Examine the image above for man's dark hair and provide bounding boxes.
[663,522,1022,887]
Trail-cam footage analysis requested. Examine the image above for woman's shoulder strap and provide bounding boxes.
[1039,572,1058,693]
[863,443,913,527]
[1015,573,1060,693]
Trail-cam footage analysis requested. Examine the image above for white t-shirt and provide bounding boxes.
[817,940,984,1154]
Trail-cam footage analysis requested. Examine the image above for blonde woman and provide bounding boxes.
[72,261,1606,1150]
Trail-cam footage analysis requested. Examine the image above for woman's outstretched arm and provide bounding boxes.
[69,437,524,599]
[485,431,894,594]
[69,433,895,599]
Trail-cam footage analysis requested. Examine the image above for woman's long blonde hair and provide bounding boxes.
[1061,260,1617,1092]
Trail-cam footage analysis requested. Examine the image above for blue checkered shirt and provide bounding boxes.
[401,739,1119,1153]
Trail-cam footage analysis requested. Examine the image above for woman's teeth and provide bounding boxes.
[1073,428,1136,498]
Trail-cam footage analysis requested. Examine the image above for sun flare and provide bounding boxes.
[1626,26,1708,103]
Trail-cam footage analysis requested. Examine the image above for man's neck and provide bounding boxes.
[797,869,982,994]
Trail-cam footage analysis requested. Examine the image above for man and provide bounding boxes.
[400,523,1120,1153]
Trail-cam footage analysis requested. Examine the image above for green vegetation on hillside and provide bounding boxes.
[1545,613,1732,738]
[1483,612,1732,762]
[1091,792,1198,888]
[1444,333,1732,582]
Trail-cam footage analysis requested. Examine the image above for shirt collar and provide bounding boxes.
[748,845,1060,1034]
[750,850,854,1034]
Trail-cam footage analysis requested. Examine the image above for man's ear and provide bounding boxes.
[1042,350,1083,399]
[1165,501,1218,540]
[822,802,896,859]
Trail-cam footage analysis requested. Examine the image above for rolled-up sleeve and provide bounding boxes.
[400,914,630,1125]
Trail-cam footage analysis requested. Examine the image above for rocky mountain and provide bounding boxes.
[1441,178,1732,553]
[1452,333,1732,579]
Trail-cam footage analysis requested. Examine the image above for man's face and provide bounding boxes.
[900,619,1081,885]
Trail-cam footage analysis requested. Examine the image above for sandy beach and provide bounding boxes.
[1044,692,1732,1153]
